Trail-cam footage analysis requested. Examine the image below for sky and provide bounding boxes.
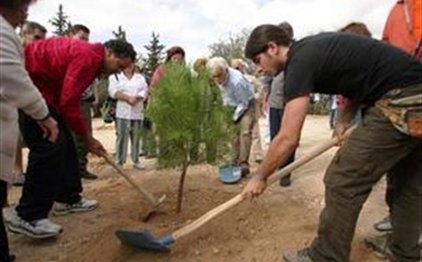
[28,0,395,63]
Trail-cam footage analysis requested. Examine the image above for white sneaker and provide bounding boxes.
[133,163,145,170]
[53,198,98,216]
[7,215,62,239]
[2,207,16,224]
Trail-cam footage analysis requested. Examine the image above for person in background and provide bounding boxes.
[108,58,148,169]
[150,46,186,89]
[207,57,256,176]
[382,0,422,58]
[231,58,264,164]
[328,95,338,129]
[12,20,47,186]
[148,46,186,160]
[258,71,272,145]
[69,24,99,180]
[134,61,150,158]
[20,20,46,44]
[0,0,58,260]
[7,37,136,239]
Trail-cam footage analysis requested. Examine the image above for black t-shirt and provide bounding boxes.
[284,32,422,105]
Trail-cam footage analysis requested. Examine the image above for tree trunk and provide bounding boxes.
[176,158,189,213]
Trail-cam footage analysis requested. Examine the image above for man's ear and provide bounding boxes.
[104,48,113,58]
[267,41,279,56]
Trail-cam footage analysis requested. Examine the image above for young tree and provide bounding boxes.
[146,65,234,212]
[49,4,72,36]
[112,25,127,41]
[143,32,165,78]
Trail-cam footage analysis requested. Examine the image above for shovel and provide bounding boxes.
[101,152,166,210]
[116,128,354,252]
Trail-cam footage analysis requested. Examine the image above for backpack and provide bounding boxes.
[101,96,117,123]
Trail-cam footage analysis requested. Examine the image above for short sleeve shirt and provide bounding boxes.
[284,32,422,106]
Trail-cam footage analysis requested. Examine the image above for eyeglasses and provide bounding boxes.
[33,35,44,40]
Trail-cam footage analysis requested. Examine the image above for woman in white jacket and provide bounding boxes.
[108,61,148,169]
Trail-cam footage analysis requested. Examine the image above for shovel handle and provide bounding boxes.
[171,127,355,241]
[101,152,159,207]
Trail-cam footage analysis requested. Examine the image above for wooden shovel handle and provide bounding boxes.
[101,152,159,207]
[172,127,355,241]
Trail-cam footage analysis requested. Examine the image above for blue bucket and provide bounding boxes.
[218,165,242,184]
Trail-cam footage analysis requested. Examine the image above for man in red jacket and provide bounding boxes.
[7,37,137,239]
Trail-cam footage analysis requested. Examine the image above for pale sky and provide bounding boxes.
[28,0,395,62]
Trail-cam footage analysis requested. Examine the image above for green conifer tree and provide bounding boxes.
[143,32,165,78]
[146,64,234,212]
[49,4,72,36]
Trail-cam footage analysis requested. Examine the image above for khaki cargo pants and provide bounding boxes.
[310,85,422,262]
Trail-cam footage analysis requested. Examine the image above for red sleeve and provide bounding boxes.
[150,65,165,89]
[59,55,99,136]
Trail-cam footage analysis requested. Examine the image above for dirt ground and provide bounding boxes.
[6,115,391,262]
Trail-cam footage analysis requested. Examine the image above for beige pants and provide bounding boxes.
[233,100,256,166]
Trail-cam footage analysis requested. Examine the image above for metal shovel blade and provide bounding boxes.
[116,230,172,253]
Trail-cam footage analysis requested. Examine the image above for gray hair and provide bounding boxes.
[207,57,228,75]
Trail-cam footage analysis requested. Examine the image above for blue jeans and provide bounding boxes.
[115,118,142,165]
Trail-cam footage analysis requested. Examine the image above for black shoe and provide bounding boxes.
[240,165,250,177]
[80,171,98,180]
[279,174,291,187]
[9,254,16,262]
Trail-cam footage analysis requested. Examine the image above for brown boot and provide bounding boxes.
[364,234,398,261]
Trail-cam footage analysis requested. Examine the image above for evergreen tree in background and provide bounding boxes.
[143,32,165,78]
[49,4,72,36]
[112,25,127,41]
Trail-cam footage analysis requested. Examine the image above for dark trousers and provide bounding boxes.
[16,107,82,221]
[269,107,296,169]
[310,106,422,262]
[0,180,10,262]
[72,100,92,174]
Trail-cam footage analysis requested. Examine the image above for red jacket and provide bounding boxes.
[25,37,104,136]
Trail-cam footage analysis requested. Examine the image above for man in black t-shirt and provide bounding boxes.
[242,24,422,262]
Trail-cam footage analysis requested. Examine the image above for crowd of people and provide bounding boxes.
[1,0,421,261]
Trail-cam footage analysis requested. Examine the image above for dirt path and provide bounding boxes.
[7,115,389,262]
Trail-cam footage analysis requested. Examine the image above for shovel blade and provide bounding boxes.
[116,230,170,253]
